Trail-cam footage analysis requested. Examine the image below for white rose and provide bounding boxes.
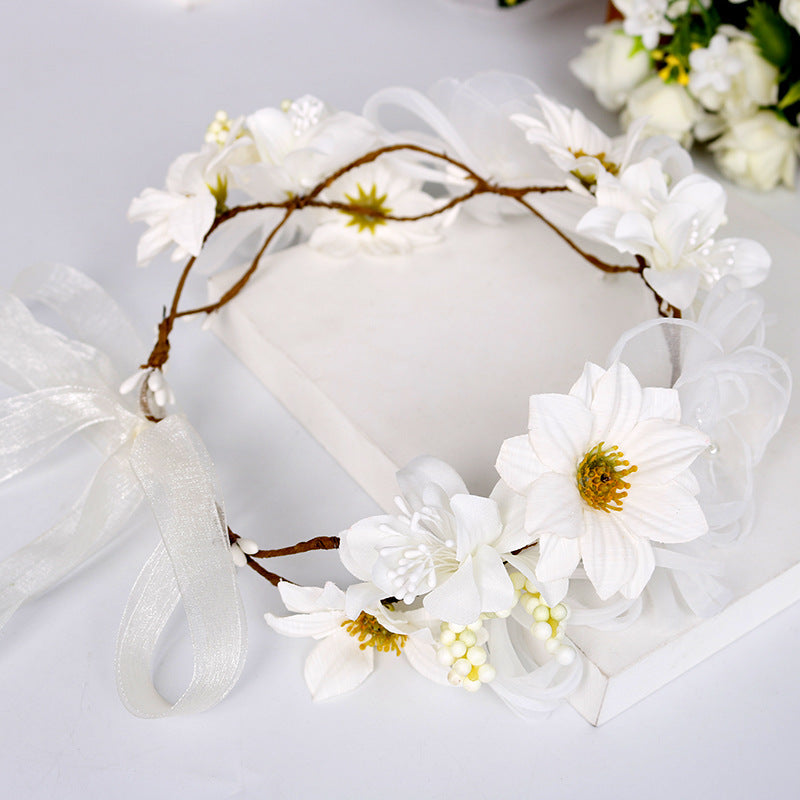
[570,24,651,111]
[720,39,779,121]
[622,77,700,147]
[710,111,799,191]
[780,0,800,33]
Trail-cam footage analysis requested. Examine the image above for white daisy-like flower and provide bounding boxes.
[265,581,444,700]
[576,158,771,309]
[339,456,530,626]
[495,362,710,601]
[510,95,646,193]
[308,161,449,257]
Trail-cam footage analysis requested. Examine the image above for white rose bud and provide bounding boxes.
[710,111,799,191]
[721,39,779,121]
[780,0,800,34]
[570,24,651,111]
[622,77,700,148]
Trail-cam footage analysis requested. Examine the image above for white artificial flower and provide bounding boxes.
[576,158,770,309]
[569,24,652,112]
[621,76,701,147]
[511,94,648,193]
[688,34,743,112]
[720,38,779,122]
[265,581,444,700]
[710,111,800,191]
[495,362,710,600]
[231,97,379,203]
[129,117,251,268]
[128,151,218,268]
[339,456,530,626]
[622,0,674,50]
[781,0,800,32]
[308,161,448,257]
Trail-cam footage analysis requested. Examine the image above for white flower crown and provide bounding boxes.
[0,73,790,719]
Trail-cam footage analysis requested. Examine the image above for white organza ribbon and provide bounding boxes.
[116,415,247,717]
[0,263,247,717]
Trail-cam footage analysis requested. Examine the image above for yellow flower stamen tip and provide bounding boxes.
[205,111,233,147]
[341,183,392,234]
[341,612,407,656]
[576,441,638,512]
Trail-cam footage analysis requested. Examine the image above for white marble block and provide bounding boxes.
[208,202,799,725]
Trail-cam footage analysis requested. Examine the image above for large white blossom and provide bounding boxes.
[495,362,710,601]
[710,111,800,191]
[621,77,701,148]
[576,158,770,309]
[339,456,530,626]
[719,38,779,122]
[265,581,444,700]
[569,24,651,112]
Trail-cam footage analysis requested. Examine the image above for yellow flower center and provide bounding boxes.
[568,149,619,189]
[342,183,392,234]
[576,441,638,513]
[341,612,407,655]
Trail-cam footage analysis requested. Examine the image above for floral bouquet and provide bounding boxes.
[572,0,800,190]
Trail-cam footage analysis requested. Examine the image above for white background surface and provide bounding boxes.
[2,0,800,797]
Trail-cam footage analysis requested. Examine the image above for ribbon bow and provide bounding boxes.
[0,263,246,716]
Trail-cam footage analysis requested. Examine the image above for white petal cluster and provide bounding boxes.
[496,362,710,601]
[577,158,770,309]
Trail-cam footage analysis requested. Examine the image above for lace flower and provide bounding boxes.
[495,362,710,601]
[265,581,443,700]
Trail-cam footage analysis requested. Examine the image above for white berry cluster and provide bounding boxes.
[437,618,497,692]
[510,572,576,666]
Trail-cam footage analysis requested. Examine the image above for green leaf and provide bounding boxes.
[778,81,800,111]
[747,1,793,68]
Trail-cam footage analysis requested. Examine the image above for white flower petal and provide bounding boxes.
[472,544,515,614]
[396,455,468,508]
[451,494,503,560]
[622,483,709,544]
[640,387,681,422]
[643,266,700,311]
[624,419,709,484]
[276,580,345,614]
[589,361,643,443]
[495,435,546,494]
[343,581,387,621]
[424,556,482,625]
[535,532,581,583]
[338,515,395,582]
[265,609,344,639]
[528,393,593,473]
[168,193,217,256]
[490,480,534,553]
[568,362,605,406]
[524,472,584,539]
[580,511,637,600]
[304,631,375,701]
[619,537,655,600]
